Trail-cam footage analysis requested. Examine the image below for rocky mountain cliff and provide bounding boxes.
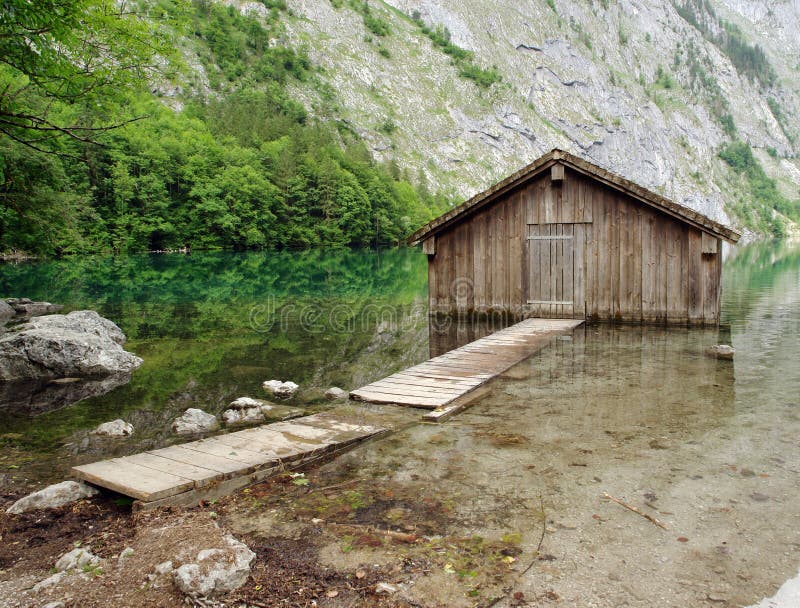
[208,0,799,236]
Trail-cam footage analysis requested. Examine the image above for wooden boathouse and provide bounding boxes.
[409,149,741,325]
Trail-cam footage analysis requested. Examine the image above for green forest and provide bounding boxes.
[0,0,448,256]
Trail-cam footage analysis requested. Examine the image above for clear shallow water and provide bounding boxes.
[0,248,431,488]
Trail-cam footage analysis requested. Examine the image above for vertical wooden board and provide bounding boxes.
[427,254,437,314]
[510,191,524,316]
[526,224,538,317]
[492,201,507,311]
[525,182,539,225]
[563,224,574,318]
[596,190,611,320]
[631,207,642,322]
[573,223,585,319]
[521,197,530,315]
[665,222,685,323]
[610,194,621,321]
[473,209,486,314]
[454,224,467,314]
[578,174,593,223]
[654,216,667,324]
[688,228,703,323]
[582,181,604,319]
[486,209,494,309]
[438,230,453,314]
[465,221,475,313]
[560,173,575,223]
[543,181,556,223]
[540,224,551,310]
[702,253,719,324]
[640,210,654,321]
[701,231,717,254]
[617,201,631,320]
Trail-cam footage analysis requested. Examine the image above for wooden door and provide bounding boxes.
[527,224,584,319]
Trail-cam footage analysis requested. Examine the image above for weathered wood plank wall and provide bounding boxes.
[427,165,722,325]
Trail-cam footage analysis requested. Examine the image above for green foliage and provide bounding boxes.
[546,0,557,12]
[411,15,502,89]
[654,66,675,89]
[618,26,629,46]
[767,97,795,145]
[569,17,592,50]
[719,141,800,235]
[0,0,182,151]
[681,40,736,137]
[0,0,448,256]
[349,0,391,37]
[674,1,775,87]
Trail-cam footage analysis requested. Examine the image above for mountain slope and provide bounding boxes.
[257,0,800,235]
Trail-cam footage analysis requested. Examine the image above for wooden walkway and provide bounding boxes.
[350,317,583,411]
[72,414,388,509]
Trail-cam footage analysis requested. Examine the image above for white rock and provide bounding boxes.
[173,535,255,598]
[171,408,219,435]
[221,406,264,426]
[706,344,735,360]
[41,602,65,608]
[32,572,66,592]
[154,560,174,575]
[7,480,98,514]
[228,397,264,409]
[262,380,298,399]
[91,419,134,437]
[375,582,399,594]
[324,387,348,401]
[118,547,135,562]
[55,548,100,572]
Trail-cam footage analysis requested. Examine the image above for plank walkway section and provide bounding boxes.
[71,413,388,510]
[350,318,584,414]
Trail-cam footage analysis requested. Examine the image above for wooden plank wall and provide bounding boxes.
[427,166,722,325]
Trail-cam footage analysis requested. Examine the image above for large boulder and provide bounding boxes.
[6,480,98,514]
[0,310,142,381]
[173,535,255,598]
[0,300,15,321]
[55,547,100,572]
[172,408,219,435]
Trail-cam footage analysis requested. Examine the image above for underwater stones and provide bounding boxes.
[706,344,735,360]
[324,387,348,401]
[91,419,134,437]
[262,379,298,399]
[173,535,255,598]
[0,310,142,381]
[6,480,99,515]
[172,408,219,435]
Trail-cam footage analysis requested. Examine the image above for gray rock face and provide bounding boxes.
[173,535,255,598]
[172,408,219,435]
[262,379,298,399]
[91,419,134,437]
[54,547,100,572]
[706,344,736,360]
[0,300,14,321]
[6,480,99,514]
[324,387,348,401]
[0,311,142,381]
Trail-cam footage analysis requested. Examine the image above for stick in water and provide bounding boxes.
[602,492,668,530]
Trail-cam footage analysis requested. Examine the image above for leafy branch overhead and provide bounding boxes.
[0,0,183,151]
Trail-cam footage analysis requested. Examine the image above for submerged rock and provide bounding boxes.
[262,379,298,399]
[55,547,100,572]
[6,480,98,514]
[0,373,132,415]
[173,535,255,597]
[172,408,219,435]
[91,419,134,437]
[706,344,735,360]
[0,310,142,381]
[324,387,348,401]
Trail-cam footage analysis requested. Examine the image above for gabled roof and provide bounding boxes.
[408,148,741,245]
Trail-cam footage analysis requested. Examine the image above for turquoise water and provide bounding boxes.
[0,241,798,498]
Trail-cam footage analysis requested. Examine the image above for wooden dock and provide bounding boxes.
[350,317,583,414]
[72,414,388,509]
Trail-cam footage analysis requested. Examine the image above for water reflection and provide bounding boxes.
[0,374,132,416]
